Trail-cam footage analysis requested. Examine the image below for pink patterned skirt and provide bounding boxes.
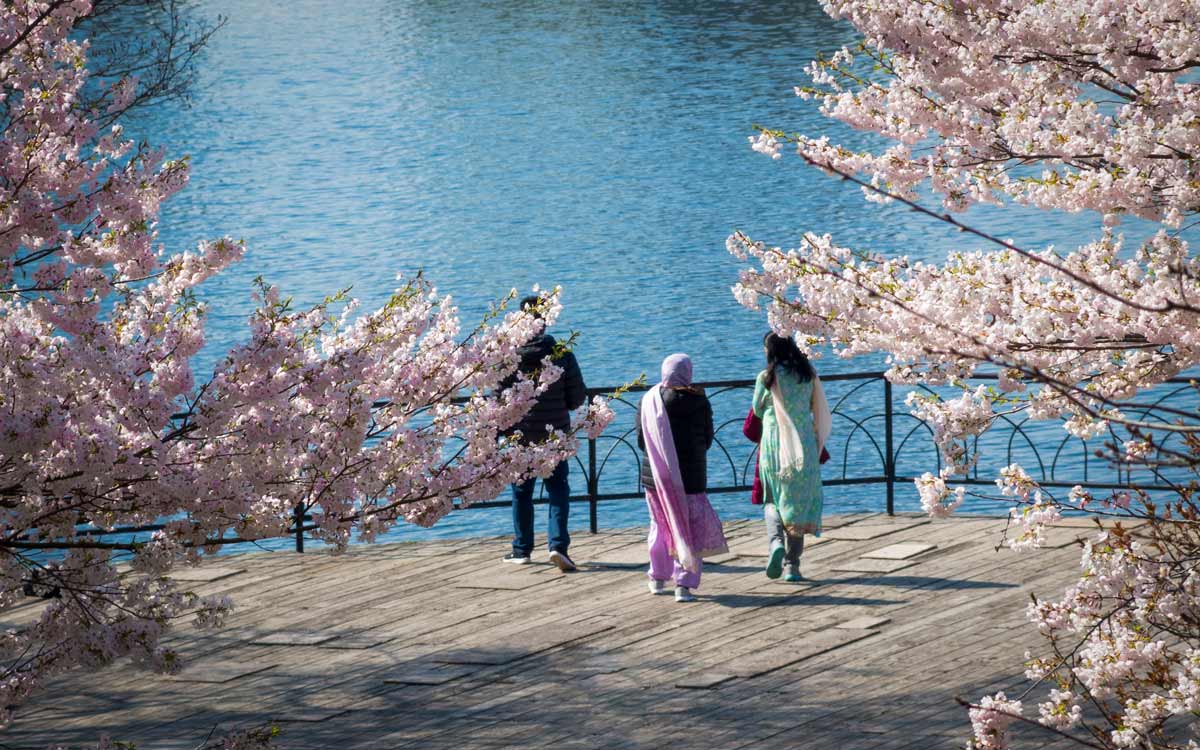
[645,489,729,559]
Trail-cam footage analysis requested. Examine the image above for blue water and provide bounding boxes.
[123,0,1195,549]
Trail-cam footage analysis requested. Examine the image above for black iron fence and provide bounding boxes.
[463,372,899,533]
[64,371,1197,552]
[448,371,1196,536]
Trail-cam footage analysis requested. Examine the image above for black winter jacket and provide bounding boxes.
[637,387,714,494]
[504,334,587,442]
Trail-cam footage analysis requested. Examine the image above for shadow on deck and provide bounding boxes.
[11,513,1099,749]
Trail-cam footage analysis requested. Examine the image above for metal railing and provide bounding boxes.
[553,372,900,534]
[452,371,1195,534]
[63,371,1197,552]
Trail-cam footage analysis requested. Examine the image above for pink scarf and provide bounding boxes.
[639,353,699,573]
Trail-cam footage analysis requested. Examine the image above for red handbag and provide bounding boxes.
[743,409,764,505]
[742,408,762,443]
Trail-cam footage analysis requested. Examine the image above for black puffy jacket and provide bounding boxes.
[637,387,714,494]
[503,334,587,442]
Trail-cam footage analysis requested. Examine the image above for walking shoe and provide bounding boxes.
[548,550,577,572]
[675,586,696,603]
[648,579,667,595]
[503,552,531,565]
[766,541,785,580]
[784,563,803,583]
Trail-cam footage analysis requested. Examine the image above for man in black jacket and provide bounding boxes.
[504,295,587,571]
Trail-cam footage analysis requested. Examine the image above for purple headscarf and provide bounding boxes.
[661,353,692,387]
[639,353,699,572]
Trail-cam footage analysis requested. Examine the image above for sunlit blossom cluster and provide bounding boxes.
[906,386,995,471]
[1022,528,1200,748]
[793,0,1200,227]
[968,692,1022,750]
[728,229,1199,447]
[914,468,964,518]
[995,465,1063,551]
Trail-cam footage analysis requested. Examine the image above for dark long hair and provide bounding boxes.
[763,332,814,388]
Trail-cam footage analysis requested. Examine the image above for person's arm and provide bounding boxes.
[561,352,587,411]
[702,394,714,450]
[752,371,769,417]
[812,373,832,452]
[636,405,645,450]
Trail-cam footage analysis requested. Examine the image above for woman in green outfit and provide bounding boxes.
[753,333,831,582]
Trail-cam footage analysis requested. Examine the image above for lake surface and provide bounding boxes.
[128,0,1192,547]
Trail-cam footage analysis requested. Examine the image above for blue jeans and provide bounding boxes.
[511,460,571,556]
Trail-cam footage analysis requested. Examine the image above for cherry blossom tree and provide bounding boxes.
[0,1,613,741]
[731,1,1199,747]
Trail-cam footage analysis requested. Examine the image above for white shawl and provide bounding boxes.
[769,373,831,478]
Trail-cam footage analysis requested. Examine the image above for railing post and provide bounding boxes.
[588,436,598,534]
[294,504,305,553]
[884,379,895,516]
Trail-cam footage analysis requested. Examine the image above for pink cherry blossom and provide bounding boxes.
[969,692,1023,750]
[0,2,614,738]
[732,1,1200,746]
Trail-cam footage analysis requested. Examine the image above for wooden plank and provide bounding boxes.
[317,632,398,650]
[270,707,352,723]
[451,571,560,591]
[1040,529,1093,549]
[675,672,736,689]
[167,661,277,683]
[718,629,877,677]
[705,552,739,565]
[586,542,649,568]
[381,663,478,685]
[831,558,921,574]
[822,520,929,541]
[554,653,629,676]
[444,620,616,664]
[385,545,462,557]
[432,646,531,665]
[1050,516,1145,529]
[822,513,882,528]
[862,542,936,560]
[250,631,340,646]
[168,567,246,583]
[724,537,772,558]
[835,615,892,630]
[726,535,832,558]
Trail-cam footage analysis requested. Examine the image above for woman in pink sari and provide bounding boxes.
[636,354,728,602]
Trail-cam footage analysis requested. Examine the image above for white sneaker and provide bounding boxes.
[648,579,667,595]
[548,550,577,572]
[675,586,696,603]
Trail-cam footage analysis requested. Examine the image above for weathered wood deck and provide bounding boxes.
[11,513,1109,749]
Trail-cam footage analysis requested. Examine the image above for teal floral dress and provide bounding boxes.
[752,369,824,536]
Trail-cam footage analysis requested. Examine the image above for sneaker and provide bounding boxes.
[548,550,577,572]
[503,552,531,565]
[766,541,785,580]
[675,586,696,603]
[784,563,803,583]
[648,579,667,595]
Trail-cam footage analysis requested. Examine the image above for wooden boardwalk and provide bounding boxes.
[10,512,1109,749]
